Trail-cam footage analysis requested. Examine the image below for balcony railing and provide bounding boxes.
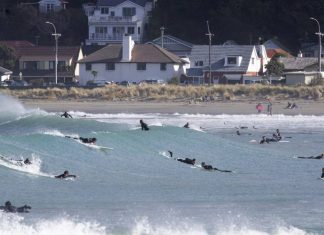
[88,33,139,42]
[89,15,139,23]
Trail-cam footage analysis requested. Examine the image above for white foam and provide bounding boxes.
[0,213,106,235]
[0,154,53,178]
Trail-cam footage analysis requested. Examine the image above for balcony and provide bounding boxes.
[89,15,139,23]
[87,33,139,43]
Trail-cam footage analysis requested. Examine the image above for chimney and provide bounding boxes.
[122,34,135,62]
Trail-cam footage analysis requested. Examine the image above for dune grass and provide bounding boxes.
[2,84,324,101]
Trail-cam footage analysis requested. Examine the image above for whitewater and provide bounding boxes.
[0,94,324,235]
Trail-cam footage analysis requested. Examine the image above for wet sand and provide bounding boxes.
[21,99,324,115]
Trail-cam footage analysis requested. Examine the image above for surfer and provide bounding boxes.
[55,170,76,179]
[177,157,196,165]
[61,111,73,118]
[168,150,173,158]
[236,130,241,135]
[201,162,232,172]
[65,136,97,144]
[274,129,282,140]
[0,201,31,213]
[23,158,32,165]
[259,136,269,144]
[183,122,190,128]
[140,119,149,131]
[298,153,324,159]
[321,168,324,178]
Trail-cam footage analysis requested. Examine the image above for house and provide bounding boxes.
[300,42,324,58]
[278,57,324,85]
[186,45,269,84]
[39,0,67,13]
[148,35,193,57]
[84,0,153,45]
[0,66,12,82]
[78,34,188,85]
[5,44,82,84]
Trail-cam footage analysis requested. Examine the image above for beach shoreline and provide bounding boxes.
[21,99,324,115]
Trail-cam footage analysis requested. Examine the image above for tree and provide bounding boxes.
[265,59,284,76]
[0,44,17,70]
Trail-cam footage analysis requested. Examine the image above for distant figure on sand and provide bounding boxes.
[55,170,76,179]
[140,120,149,131]
[0,201,31,213]
[61,111,73,118]
[183,122,190,128]
[256,103,264,113]
[266,98,272,116]
[298,153,324,160]
[201,162,232,172]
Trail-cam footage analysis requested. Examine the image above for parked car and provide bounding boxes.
[118,80,131,86]
[6,80,30,87]
[140,79,165,85]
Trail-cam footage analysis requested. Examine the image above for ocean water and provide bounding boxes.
[1,94,324,235]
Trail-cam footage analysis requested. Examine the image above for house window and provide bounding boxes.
[251,58,255,64]
[86,63,92,71]
[49,61,55,69]
[227,57,237,65]
[122,7,136,17]
[106,63,115,70]
[127,27,135,34]
[137,63,146,70]
[46,4,54,12]
[95,27,107,34]
[58,61,66,71]
[138,27,141,35]
[101,7,109,14]
[23,61,37,70]
[195,61,203,66]
[160,63,166,71]
[111,11,115,16]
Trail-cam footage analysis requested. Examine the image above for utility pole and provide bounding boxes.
[160,26,165,48]
[206,21,214,85]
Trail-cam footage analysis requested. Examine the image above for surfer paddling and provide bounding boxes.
[201,162,232,172]
[55,170,76,179]
[167,151,195,165]
[0,201,31,213]
[65,136,97,144]
[61,111,73,118]
[298,153,324,160]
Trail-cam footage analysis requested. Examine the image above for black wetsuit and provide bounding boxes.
[140,120,149,131]
[55,173,76,179]
[183,123,189,128]
[79,137,95,144]
[177,158,195,165]
[298,155,324,160]
[0,205,31,213]
[61,112,72,118]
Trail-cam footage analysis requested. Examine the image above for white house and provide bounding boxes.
[84,0,153,45]
[78,35,188,85]
[39,0,67,13]
[186,45,269,84]
[0,66,12,82]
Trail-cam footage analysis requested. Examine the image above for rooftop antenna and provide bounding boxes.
[206,21,214,85]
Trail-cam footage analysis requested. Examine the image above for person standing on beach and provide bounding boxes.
[266,98,272,116]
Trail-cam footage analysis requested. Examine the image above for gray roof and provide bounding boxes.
[186,68,203,77]
[0,66,12,75]
[78,43,186,64]
[278,57,324,70]
[149,35,193,56]
[97,0,148,7]
[190,45,255,73]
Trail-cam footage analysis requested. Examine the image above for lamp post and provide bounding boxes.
[45,21,61,84]
[310,17,324,73]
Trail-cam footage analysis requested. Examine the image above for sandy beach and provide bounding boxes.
[21,99,324,115]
